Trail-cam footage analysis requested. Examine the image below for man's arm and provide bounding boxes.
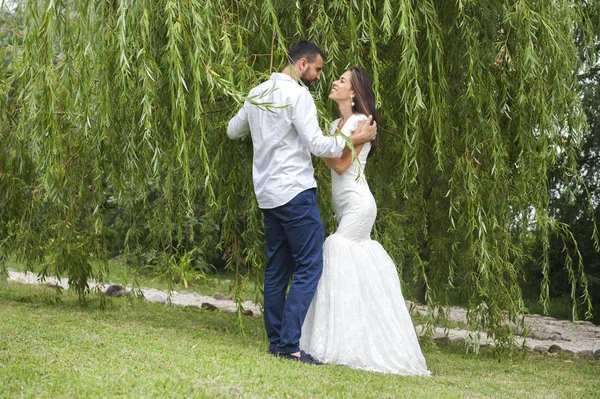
[293,90,377,156]
[227,103,250,140]
[293,91,346,157]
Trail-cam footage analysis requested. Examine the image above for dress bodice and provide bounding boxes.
[327,114,376,242]
[328,114,371,180]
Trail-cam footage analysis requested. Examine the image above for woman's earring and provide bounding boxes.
[351,99,355,107]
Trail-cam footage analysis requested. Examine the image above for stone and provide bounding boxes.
[109,254,123,263]
[450,336,466,344]
[529,331,552,340]
[563,349,575,355]
[243,309,253,317]
[433,336,449,344]
[533,346,548,354]
[594,350,600,360]
[143,292,167,304]
[578,350,594,359]
[507,322,523,334]
[550,333,563,341]
[201,302,219,311]
[548,344,562,354]
[573,320,595,327]
[104,284,125,297]
[213,292,230,301]
[46,283,62,289]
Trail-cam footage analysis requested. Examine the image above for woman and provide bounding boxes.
[300,67,430,376]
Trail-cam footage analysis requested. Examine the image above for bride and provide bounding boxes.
[300,67,430,376]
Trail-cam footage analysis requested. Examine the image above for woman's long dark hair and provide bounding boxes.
[349,66,378,156]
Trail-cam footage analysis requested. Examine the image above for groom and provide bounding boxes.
[227,41,377,364]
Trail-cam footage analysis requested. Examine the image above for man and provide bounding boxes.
[227,41,377,364]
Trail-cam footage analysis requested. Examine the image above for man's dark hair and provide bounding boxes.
[286,41,324,66]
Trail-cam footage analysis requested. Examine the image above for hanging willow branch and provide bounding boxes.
[0,0,598,348]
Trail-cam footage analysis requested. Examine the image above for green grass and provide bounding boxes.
[1,283,598,398]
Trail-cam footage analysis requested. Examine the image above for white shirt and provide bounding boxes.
[227,73,346,209]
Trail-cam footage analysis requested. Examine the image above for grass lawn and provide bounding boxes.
[0,283,598,398]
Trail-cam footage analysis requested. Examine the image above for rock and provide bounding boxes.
[529,331,552,340]
[143,292,167,304]
[548,345,561,354]
[594,350,600,360]
[563,349,575,355]
[201,302,219,311]
[573,320,595,327]
[104,285,125,297]
[507,322,523,334]
[46,283,62,289]
[433,336,449,344]
[578,350,594,359]
[243,309,253,317]
[109,254,123,263]
[550,333,563,341]
[213,292,230,301]
[450,336,466,344]
[533,346,548,354]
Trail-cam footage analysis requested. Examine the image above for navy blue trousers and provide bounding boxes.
[261,188,324,354]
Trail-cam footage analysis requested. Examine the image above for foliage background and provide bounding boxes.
[1,0,599,345]
[526,11,600,322]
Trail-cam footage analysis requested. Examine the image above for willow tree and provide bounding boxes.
[1,0,597,346]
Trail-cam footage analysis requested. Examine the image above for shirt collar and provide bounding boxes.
[270,72,298,84]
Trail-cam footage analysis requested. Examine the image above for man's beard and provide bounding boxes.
[300,72,314,88]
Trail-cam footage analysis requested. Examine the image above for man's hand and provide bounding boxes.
[352,115,377,145]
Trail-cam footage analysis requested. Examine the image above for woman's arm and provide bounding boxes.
[322,144,365,175]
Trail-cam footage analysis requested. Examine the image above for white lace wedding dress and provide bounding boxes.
[300,113,430,376]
